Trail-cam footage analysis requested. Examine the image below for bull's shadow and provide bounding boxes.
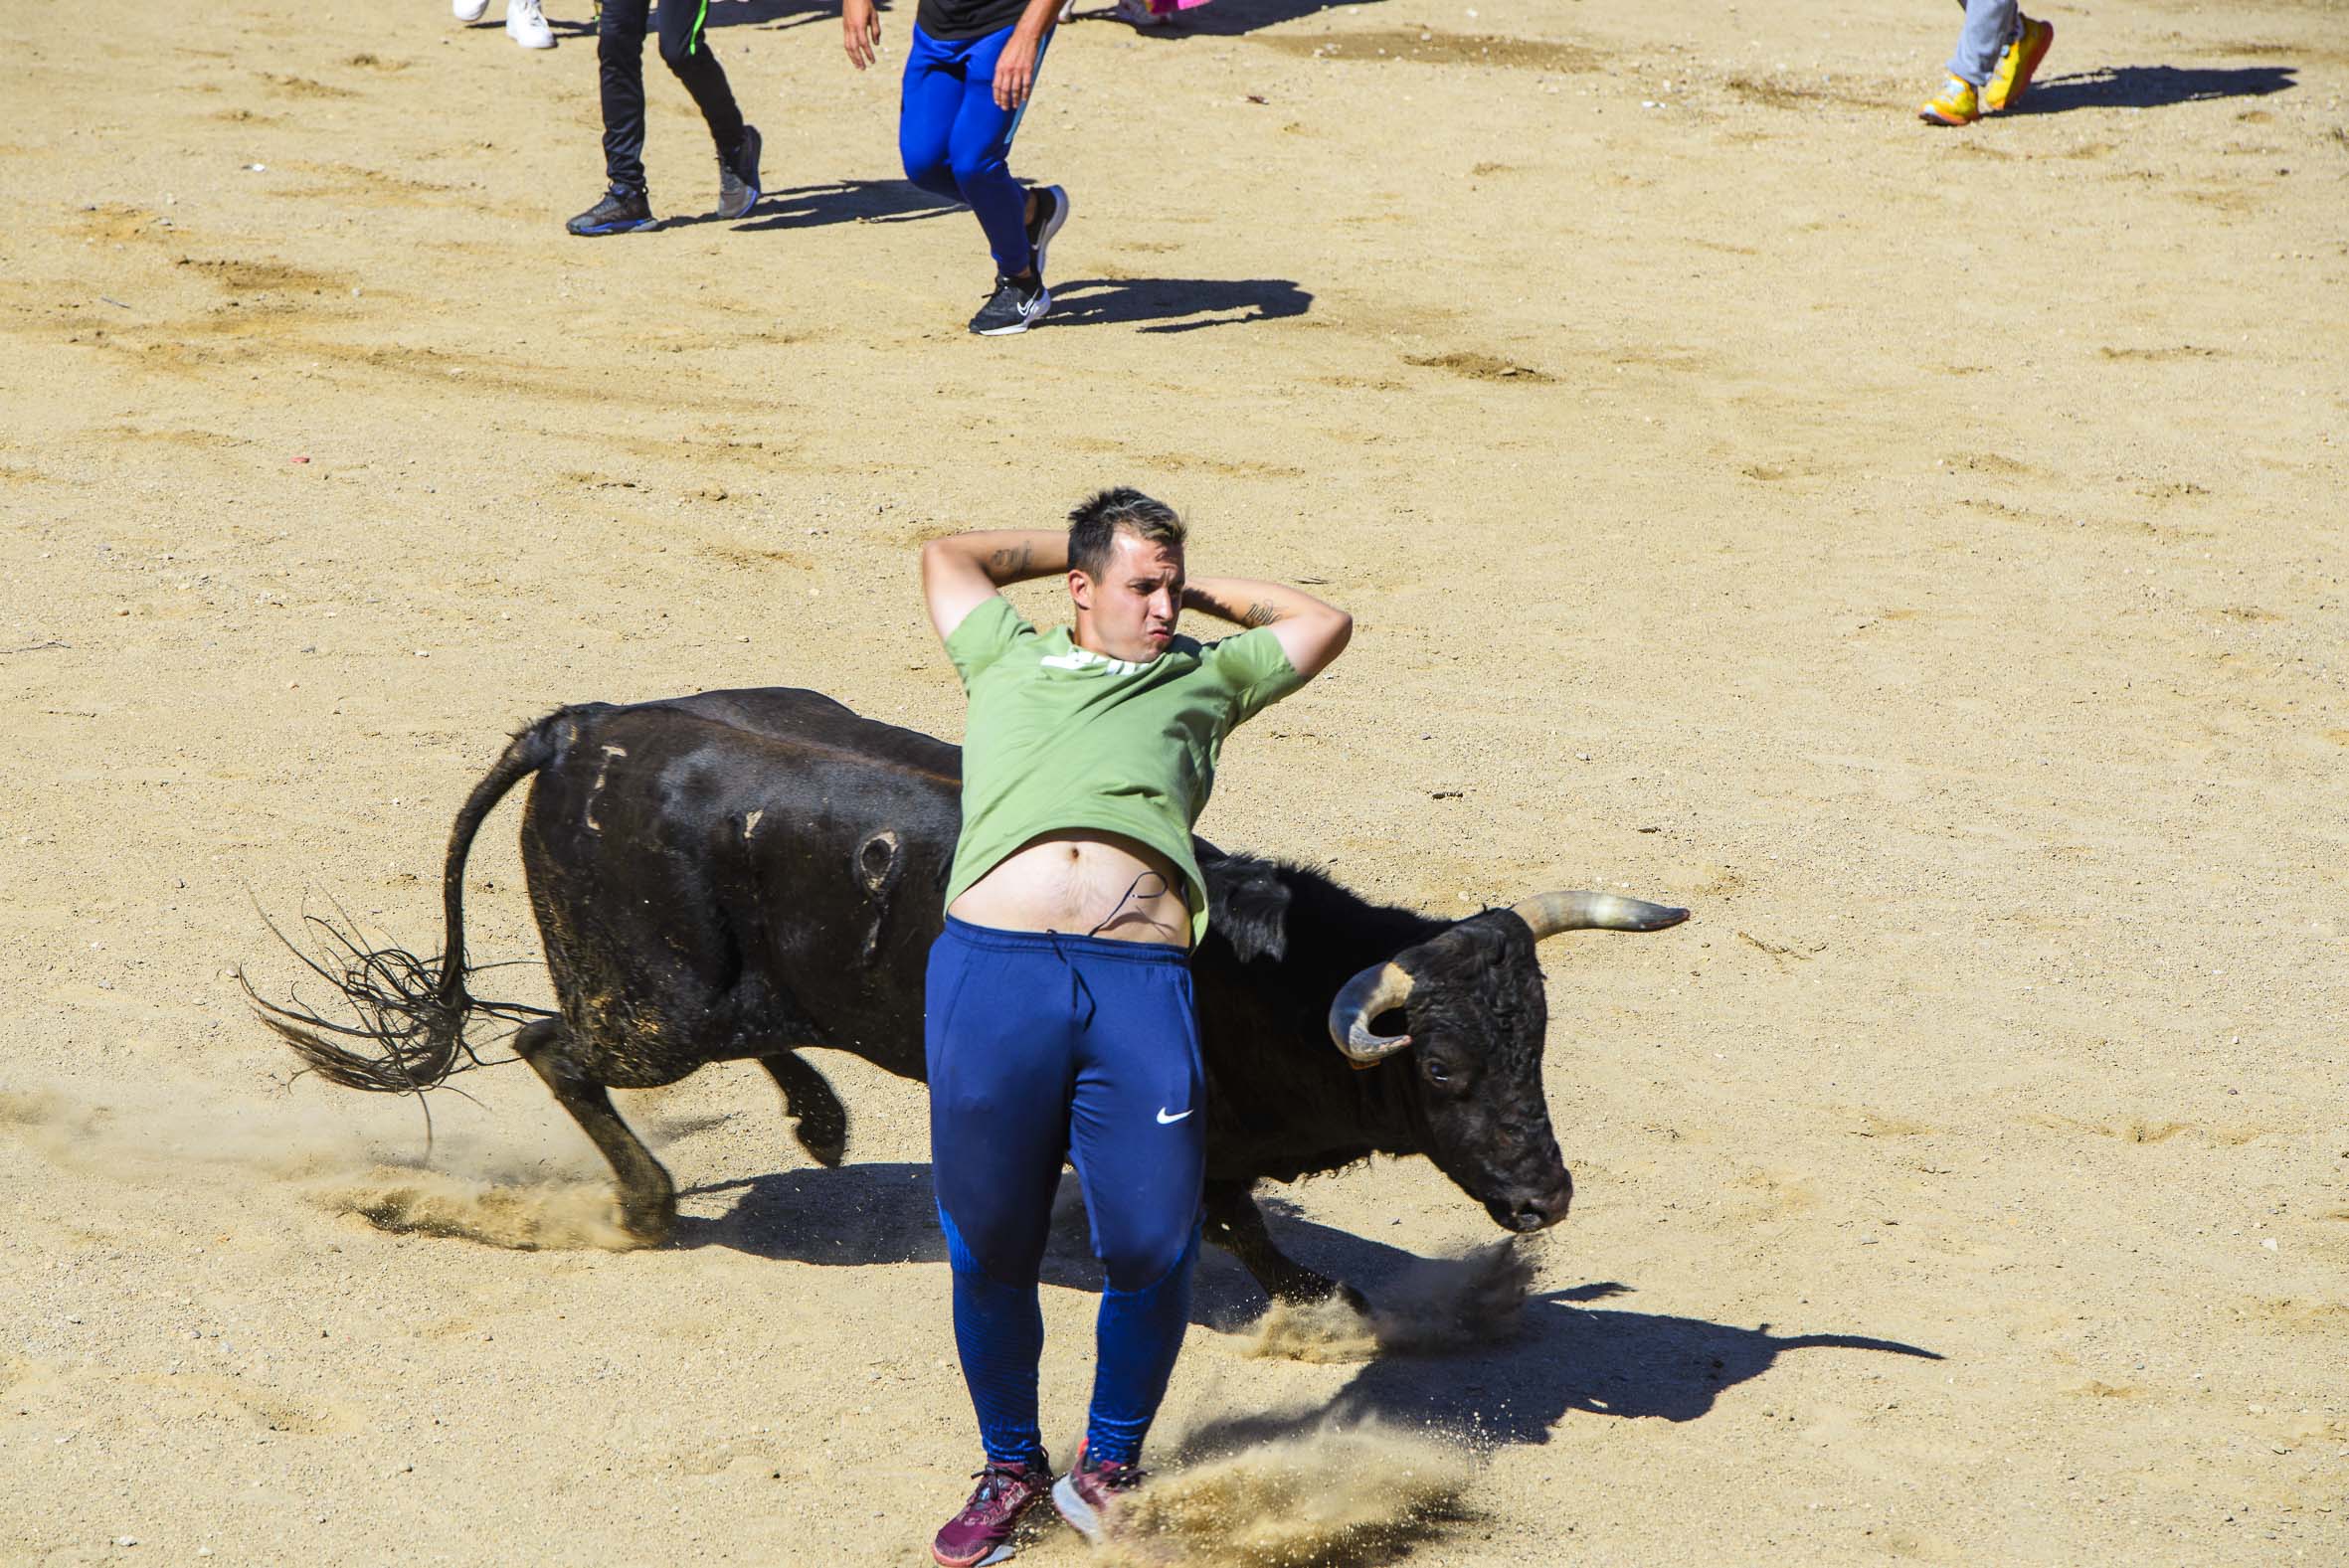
[676,1162,1941,1445]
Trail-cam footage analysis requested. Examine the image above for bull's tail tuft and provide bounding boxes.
[242,903,498,1095]
[244,716,566,1099]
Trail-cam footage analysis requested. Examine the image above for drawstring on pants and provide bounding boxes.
[1041,870,1172,1028]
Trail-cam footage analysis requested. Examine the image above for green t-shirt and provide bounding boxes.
[943,596,1307,944]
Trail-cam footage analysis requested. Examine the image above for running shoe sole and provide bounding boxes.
[933,1540,1020,1568]
[568,216,660,236]
[972,286,1050,335]
[1050,1475,1106,1543]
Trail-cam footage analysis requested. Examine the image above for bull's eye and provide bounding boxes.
[1423,1059,1453,1085]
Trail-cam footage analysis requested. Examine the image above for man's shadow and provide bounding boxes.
[677,1162,1941,1447]
[2017,65,2295,114]
[1045,276,1312,333]
[720,179,965,231]
[482,0,863,42]
[1061,0,1386,37]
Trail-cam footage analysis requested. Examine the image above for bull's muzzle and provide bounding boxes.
[1490,1178,1572,1233]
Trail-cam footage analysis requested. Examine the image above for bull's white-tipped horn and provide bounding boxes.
[1327,960,1417,1062]
[1509,891,1691,940]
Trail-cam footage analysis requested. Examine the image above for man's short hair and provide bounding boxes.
[1068,488,1185,581]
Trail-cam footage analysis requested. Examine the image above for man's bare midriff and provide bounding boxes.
[948,829,1191,949]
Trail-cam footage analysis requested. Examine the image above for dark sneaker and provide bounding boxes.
[970,274,1049,336]
[718,123,762,219]
[1023,183,1068,280]
[566,184,657,236]
[1051,1441,1145,1545]
[933,1457,1051,1568]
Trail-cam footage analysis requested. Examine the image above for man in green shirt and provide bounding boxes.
[917,488,1351,1565]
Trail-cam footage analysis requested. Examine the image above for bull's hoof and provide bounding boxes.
[1270,1272,1371,1319]
[617,1195,677,1247]
[792,1115,847,1169]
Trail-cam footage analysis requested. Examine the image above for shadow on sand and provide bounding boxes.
[720,179,965,232]
[2017,65,2296,114]
[1045,275,1312,332]
[676,1161,1941,1447]
[1060,0,1387,38]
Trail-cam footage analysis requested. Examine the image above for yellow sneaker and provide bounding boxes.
[1984,16,2055,112]
[1918,75,1979,126]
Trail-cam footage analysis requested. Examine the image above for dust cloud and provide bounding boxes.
[1103,1421,1474,1568]
[1245,1239,1536,1363]
[0,1082,636,1251]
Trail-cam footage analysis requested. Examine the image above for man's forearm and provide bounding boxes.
[926,529,1070,587]
[1181,577,1338,629]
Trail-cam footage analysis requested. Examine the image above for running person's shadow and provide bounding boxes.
[1059,0,1387,36]
[1044,276,1312,333]
[722,179,966,231]
[2014,64,2295,114]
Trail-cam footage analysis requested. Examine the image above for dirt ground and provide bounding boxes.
[5,0,2346,1560]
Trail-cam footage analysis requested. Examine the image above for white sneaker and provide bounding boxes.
[453,0,489,21]
[506,0,555,48]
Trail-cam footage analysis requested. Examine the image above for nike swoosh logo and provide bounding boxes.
[1156,1108,1193,1125]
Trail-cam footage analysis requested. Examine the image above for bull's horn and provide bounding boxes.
[1509,891,1691,940]
[1327,960,1416,1062]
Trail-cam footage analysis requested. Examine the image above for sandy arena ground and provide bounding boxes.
[5,0,2347,1560]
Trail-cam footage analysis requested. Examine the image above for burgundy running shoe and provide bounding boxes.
[932,1456,1051,1568]
[1050,1440,1147,1544]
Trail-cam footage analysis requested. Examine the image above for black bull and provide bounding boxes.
[261,688,1688,1307]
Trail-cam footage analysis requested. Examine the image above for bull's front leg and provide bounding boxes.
[758,1050,847,1167]
[1201,1179,1370,1316]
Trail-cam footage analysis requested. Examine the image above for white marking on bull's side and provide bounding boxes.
[585,744,629,833]
[744,808,764,841]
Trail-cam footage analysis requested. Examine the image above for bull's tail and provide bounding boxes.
[245,715,566,1096]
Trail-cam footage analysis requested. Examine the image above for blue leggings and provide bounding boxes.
[925,917,1205,1469]
[900,24,1049,277]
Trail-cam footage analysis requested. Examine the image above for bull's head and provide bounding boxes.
[1328,891,1689,1234]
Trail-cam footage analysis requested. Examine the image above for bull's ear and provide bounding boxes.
[1205,855,1291,963]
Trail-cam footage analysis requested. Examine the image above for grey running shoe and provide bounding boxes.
[1050,1441,1145,1544]
[567,184,657,236]
[718,124,762,220]
[1024,183,1068,280]
[970,274,1049,336]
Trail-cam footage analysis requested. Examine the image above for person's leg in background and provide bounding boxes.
[653,0,762,216]
[569,0,663,232]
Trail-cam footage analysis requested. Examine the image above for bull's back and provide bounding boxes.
[518,690,968,1080]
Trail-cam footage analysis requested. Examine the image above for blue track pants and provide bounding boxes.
[925,917,1205,1469]
[900,24,1049,277]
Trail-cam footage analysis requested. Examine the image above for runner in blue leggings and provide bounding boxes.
[916,491,1353,1564]
[843,0,1070,333]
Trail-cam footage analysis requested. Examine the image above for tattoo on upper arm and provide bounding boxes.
[1240,600,1287,628]
[987,544,1033,577]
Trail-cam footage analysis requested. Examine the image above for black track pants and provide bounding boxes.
[598,0,746,195]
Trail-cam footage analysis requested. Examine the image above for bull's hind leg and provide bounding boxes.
[758,1050,847,1168]
[513,1018,677,1245]
[1203,1179,1371,1315]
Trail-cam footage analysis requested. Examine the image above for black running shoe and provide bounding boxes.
[1024,183,1068,279]
[970,274,1049,336]
[567,184,658,236]
[718,124,762,220]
